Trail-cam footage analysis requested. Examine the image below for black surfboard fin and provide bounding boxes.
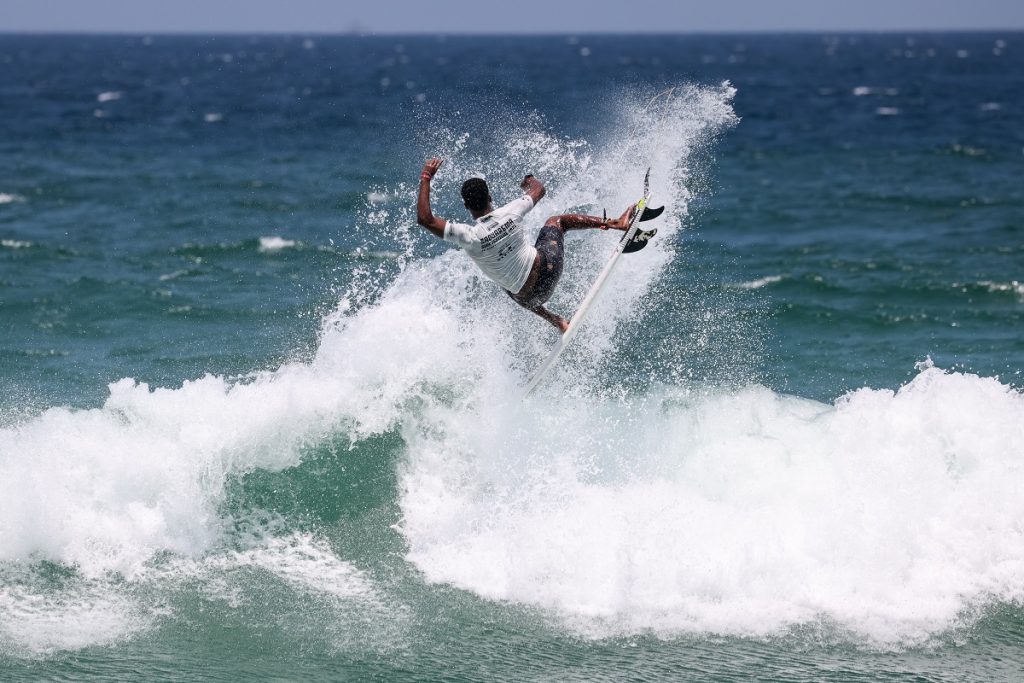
[639,205,664,222]
[623,228,657,253]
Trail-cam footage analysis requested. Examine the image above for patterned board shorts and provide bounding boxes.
[508,224,564,310]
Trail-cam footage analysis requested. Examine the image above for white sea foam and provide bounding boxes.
[224,534,377,600]
[2,239,32,249]
[400,367,1024,647]
[0,575,151,656]
[258,236,297,252]
[0,193,26,205]
[96,91,122,103]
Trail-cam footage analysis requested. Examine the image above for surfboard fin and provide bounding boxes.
[623,228,657,253]
[639,205,664,222]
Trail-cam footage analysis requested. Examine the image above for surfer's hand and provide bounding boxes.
[604,204,636,231]
[422,158,443,179]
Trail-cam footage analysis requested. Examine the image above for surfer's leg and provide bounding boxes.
[507,290,569,332]
[508,229,567,331]
[531,303,569,332]
[516,224,564,305]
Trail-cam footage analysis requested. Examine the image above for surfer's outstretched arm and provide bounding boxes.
[416,158,447,238]
[545,204,634,232]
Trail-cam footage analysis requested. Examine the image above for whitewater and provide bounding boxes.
[2,83,1023,661]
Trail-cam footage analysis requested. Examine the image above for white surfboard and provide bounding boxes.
[521,170,657,399]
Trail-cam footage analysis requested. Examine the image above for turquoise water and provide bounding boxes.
[1,33,1023,680]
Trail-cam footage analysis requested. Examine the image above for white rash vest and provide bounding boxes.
[442,195,537,295]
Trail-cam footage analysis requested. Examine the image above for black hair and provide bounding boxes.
[461,177,490,213]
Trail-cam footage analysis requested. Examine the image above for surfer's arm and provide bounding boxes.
[416,158,447,239]
[520,174,546,204]
[545,205,634,231]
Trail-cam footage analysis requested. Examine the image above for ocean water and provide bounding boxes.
[1,32,1023,681]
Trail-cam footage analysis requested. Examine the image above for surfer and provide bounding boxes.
[416,157,634,332]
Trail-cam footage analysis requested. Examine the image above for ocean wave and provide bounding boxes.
[401,365,1024,647]
[0,194,26,206]
[22,83,1012,655]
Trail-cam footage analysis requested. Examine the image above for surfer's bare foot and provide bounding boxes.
[557,318,570,333]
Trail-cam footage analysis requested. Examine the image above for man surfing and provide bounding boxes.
[416,157,635,332]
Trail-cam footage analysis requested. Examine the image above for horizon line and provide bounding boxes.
[1,27,1022,37]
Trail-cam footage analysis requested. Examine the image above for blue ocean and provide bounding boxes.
[1,32,1023,680]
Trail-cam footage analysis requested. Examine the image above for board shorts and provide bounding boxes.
[508,224,563,309]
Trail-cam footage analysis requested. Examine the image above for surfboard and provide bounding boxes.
[521,170,661,398]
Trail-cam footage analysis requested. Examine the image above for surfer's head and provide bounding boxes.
[461,177,491,214]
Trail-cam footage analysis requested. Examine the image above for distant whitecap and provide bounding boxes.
[733,274,785,289]
[204,112,223,123]
[0,193,26,205]
[852,86,874,96]
[97,91,122,103]
[876,107,900,116]
[258,236,297,252]
[2,238,32,249]
[979,280,1024,299]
